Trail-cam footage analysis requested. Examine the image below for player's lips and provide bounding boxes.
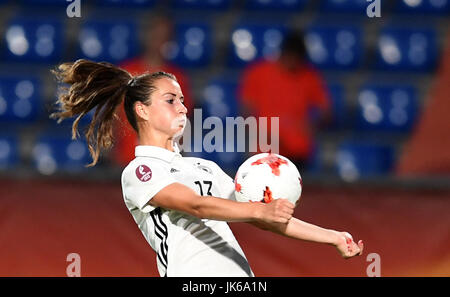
[172,116,187,129]
[177,118,186,127]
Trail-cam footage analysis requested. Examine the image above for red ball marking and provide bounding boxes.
[235,182,242,192]
[251,154,288,176]
[263,186,273,203]
[234,174,242,192]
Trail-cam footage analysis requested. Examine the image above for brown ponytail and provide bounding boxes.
[50,59,177,167]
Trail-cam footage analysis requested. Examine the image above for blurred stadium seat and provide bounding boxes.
[327,83,347,129]
[201,78,239,119]
[163,22,212,68]
[304,143,322,174]
[31,134,91,175]
[200,78,244,174]
[0,135,19,169]
[0,0,445,181]
[319,0,368,13]
[304,23,363,70]
[228,23,287,67]
[78,19,139,63]
[356,84,418,132]
[335,141,394,181]
[172,0,232,10]
[95,0,156,7]
[394,0,450,14]
[245,0,308,11]
[3,16,63,63]
[19,0,67,5]
[375,25,438,72]
[0,76,41,123]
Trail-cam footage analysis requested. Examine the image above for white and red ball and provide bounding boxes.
[234,153,302,205]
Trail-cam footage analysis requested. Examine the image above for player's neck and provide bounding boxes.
[138,131,175,152]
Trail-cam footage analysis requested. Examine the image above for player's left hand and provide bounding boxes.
[334,231,364,259]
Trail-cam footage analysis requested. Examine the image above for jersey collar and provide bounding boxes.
[135,144,182,163]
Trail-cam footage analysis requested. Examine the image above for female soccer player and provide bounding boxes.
[51,59,363,277]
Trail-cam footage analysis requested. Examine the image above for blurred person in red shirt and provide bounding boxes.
[239,30,331,168]
[114,16,194,167]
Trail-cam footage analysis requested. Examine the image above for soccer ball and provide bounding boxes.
[234,153,302,205]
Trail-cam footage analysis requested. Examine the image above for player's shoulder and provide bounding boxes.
[121,156,169,181]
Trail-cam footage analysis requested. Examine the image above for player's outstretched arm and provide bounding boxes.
[249,216,364,259]
[149,182,295,225]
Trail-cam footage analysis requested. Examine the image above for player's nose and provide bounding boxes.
[176,100,187,114]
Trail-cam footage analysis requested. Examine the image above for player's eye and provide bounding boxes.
[166,99,175,104]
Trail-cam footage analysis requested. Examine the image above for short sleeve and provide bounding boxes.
[121,160,177,213]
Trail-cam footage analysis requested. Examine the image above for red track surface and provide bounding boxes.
[1,179,449,276]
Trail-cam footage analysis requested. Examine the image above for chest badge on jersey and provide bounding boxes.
[195,162,213,174]
[135,165,152,182]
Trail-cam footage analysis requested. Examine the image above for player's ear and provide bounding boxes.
[134,101,149,120]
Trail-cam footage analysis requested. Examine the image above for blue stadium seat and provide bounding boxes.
[228,23,287,67]
[78,19,139,63]
[3,16,63,63]
[32,134,91,175]
[208,150,245,177]
[0,135,19,169]
[95,0,156,7]
[172,0,231,10]
[20,0,67,5]
[304,143,322,174]
[196,78,247,174]
[375,25,437,72]
[335,141,394,181]
[201,79,239,119]
[327,83,347,129]
[245,0,308,11]
[320,0,368,13]
[395,0,450,15]
[356,84,418,132]
[0,76,41,123]
[305,24,363,70]
[163,22,212,68]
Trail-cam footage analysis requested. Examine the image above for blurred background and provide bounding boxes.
[0,0,449,276]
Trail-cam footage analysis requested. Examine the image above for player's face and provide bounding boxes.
[146,77,187,138]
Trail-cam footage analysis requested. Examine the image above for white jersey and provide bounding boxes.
[121,145,254,277]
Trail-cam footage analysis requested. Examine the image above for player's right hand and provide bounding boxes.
[259,198,295,224]
[334,231,364,259]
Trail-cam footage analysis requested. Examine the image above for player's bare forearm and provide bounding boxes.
[149,183,294,224]
[249,217,364,259]
[250,217,339,245]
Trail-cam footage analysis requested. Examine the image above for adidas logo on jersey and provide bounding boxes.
[170,168,180,173]
[196,163,212,174]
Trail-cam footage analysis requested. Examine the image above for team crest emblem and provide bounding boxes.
[136,165,152,182]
